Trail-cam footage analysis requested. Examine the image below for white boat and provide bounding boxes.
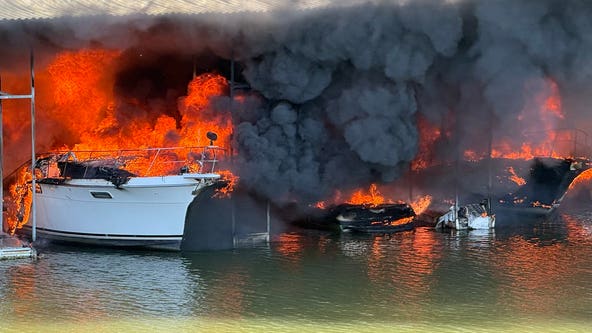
[16,144,226,250]
[435,202,495,230]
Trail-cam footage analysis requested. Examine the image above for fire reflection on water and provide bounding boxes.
[1,217,591,330]
[367,229,443,318]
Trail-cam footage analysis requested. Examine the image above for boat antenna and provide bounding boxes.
[206,131,218,146]
[192,55,197,79]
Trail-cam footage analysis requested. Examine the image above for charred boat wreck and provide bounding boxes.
[493,157,590,219]
[298,203,416,233]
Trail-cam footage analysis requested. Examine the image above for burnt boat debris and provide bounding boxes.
[493,157,590,218]
[296,203,416,233]
[35,154,137,188]
[436,200,495,230]
[414,155,591,225]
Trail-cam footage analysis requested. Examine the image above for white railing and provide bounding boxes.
[36,145,227,179]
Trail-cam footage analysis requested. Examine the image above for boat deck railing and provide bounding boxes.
[36,145,227,178]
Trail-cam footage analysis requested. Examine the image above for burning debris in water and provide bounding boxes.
[3,0,592,231]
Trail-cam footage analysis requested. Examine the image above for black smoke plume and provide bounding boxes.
[1,0,592,207]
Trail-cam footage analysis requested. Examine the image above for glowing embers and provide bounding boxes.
[507,166,526,186]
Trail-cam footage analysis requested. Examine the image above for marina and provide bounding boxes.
[1,1,592,332]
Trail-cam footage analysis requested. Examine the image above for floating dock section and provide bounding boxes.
[0,235,37,260]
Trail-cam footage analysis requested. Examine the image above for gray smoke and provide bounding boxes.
[2,0,592,206]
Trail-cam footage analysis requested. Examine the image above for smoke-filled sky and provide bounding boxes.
[1,0,592,205]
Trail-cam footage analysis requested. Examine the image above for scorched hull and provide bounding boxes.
[22,175,218,250]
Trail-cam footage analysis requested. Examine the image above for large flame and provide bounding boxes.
[346,184,393,206]
[492,78,568,160]
[460,78,571,161]
[2,49,238,233]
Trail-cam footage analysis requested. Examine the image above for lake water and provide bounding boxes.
[1,209,591,332]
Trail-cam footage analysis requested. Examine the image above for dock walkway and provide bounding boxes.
[0,234,37,260]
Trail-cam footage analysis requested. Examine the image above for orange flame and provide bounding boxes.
[544,80,564,119]
[390,216,414,226]
[507,166,526,186]
[214,170,239,198]
[568,168,592,191]
[465,78,570,161]
[346,184,393,207]
[410,195,432,216]
[411,116,441,171]
[44,49,234,174]
[2,49,237,233]
[4,168,33,233]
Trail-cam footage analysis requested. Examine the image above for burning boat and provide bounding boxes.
[493,157,589,219]
[12,140,227,250]
[435,200,495,230]
[297,202,416,233]
[332,203,416,233]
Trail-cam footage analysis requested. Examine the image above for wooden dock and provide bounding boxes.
[0,235,37,260]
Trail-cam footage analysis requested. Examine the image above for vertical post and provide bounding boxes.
[231,200,236,247]
[573,129,578,157]
[229,56,236,247]
[229,56,235,159]
[406,164,412,203]
[192,55,196,79]
[0,75,3,236]
[486,109,493,213]
[30,50,36,242]
[266,200,270,243]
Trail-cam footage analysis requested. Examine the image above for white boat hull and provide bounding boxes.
[23,174,219,250]
[436,203,495,230]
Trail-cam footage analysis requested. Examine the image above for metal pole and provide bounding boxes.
[266,200,270,242]
[487,109,493,213]
[30,51,36,242]
[229,56,235,159]
[0,75,3,236]
[573,129,578,157]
